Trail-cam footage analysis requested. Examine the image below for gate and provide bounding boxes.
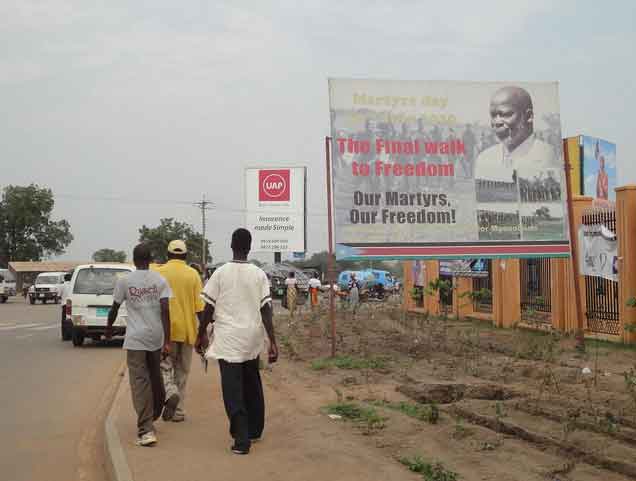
[520,258,552,323]
[472,259,493,313]
[582,208,620,335]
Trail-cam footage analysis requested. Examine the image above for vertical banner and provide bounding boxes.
[245,167,306,252]
[328,79,569,260]
[581,136,617,203]
[564,136,582,196]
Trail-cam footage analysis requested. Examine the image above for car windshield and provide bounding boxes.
[37,276,59,285]
[73,268,130,295]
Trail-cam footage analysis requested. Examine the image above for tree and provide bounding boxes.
[138,218,211,264]
[0,184,73,265]
[92,248,127,263]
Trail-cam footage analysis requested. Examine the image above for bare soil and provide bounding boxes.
[271,298,636,481]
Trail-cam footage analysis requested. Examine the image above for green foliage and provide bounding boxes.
[325,402,387,431]
[372,400,440,424]
[0,184,73,263]
[138,218,210,264]
[626,297,636,308]
[310,355,388,371]
[399,456,459,481]
[92,248,127,263]
[624,366,636,416]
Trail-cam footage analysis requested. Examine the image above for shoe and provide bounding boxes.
[172,414,185,423]
[231,444,249,455]
[162,393,180,421]
[136,432,157,447]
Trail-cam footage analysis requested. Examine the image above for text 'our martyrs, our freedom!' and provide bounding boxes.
[350,191,456,226]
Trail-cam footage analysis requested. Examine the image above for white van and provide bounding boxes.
[0,269,17,303]
[28,272,66,304]
[66,264,134,347]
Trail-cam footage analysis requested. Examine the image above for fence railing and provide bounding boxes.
[520,258,552,323]
[582,207,620,335]
[472,260,493,313]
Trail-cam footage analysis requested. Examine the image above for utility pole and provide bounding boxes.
[194,195,214,272]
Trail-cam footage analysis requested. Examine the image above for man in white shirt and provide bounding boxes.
[196,228,278,455]
[474,86,560,183]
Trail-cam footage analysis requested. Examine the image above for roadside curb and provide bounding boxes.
[104,364,134,481]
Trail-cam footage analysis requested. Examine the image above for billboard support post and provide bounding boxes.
[325,136,336,358]
[564,140,586,352]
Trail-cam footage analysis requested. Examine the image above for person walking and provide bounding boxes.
[195,228,278,455]
[155,240,205,423]
[106,243,172,447]
[348,273,360,319]
[285,271,298,320]
[308,272,321,309]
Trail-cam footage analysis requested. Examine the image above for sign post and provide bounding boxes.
[564,141,586,351]
[325,136,337,358]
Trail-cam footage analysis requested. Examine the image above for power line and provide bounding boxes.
[55,192,328,217]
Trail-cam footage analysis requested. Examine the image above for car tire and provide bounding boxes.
[61,324,72,341]
[72,328,85,347]
[29,297,35,305]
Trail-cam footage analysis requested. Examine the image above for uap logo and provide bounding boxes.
[259,169,290,202]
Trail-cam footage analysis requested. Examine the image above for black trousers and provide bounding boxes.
[218,357,265,449]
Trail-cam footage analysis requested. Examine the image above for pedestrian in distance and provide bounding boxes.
[155,240,205,423]
[106,243,172,447]
[285,271,298,320]
[308,272,321,310]
[348,273,360,319]
[195,228,278,455]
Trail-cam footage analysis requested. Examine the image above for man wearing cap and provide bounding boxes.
[155,240,205,422]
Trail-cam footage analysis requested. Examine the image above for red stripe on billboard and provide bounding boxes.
[358,244,570,256]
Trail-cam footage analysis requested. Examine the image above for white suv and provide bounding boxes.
[66,264,134,347]
[28,272,66,304]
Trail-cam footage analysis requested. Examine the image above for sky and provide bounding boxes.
[1,0,635,263]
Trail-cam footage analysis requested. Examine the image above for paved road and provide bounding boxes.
[0,297,125,481]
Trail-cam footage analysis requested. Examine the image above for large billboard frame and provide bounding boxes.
[328,78,570,261]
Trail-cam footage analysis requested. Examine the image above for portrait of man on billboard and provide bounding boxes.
[474,86,560,183]
[595,140,609,200]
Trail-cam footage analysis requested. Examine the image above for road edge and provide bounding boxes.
[104,362,134,481]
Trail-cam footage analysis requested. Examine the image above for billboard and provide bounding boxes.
[328,79,569,260]
[581,136,616,202]
[245,167,306,252]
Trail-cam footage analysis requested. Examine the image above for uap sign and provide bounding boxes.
[259,169,290,202]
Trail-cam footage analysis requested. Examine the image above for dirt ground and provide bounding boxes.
[269,296,636,481]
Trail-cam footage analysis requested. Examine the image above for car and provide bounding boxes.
[65,263,134,347]
[261,263,309,303]
[0,269,16,303]
[28,272,66,305]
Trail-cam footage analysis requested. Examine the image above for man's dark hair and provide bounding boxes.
[133,243,153,264]
[288,271,295,278]
[168,252,188,261]
[231,228,252,254]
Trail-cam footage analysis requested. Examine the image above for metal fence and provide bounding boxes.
[472,259,493,313]
[520,258,552,323]
[582,207,620,335]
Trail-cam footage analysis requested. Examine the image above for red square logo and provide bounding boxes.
[259,169,290,202]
